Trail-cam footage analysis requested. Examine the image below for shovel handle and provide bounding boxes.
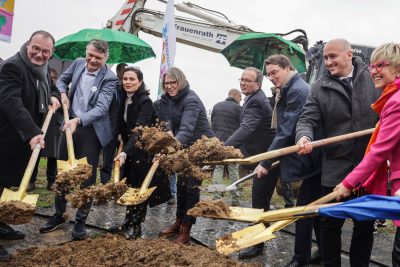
[63,104,76,162]
[139,160,159,194]
[113,141,124,183]
[18,109,54,195]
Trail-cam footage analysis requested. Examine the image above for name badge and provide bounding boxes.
[91,86,98,92]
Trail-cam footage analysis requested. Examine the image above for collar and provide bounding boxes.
[84,64,101,76]
[340,66,354,80]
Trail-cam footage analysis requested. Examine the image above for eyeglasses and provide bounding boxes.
[30,44,52,57]
[238,78,258,84]
[368,61,390,73]
[266,69,281,78]
[164,81,178,87]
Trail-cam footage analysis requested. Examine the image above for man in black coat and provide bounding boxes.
[296,39,380,267]
[211,89,241,205]
[0,30,61,261]
[225,67,278,259]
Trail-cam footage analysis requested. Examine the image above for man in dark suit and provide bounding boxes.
[40,39,119,240]
[225,67,278,259]
[0,30,61,261]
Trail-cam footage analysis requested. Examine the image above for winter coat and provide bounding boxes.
[211,97,241,142]
[296,58,380,187]
[261,73,321,182]
[225,89,275,158]
[0,53,60,187]
[156,85,214,147]
[117,89,170,207]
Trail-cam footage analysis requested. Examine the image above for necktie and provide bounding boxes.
[344,77,353,90]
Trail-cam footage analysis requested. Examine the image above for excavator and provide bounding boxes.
[107,0,375,84]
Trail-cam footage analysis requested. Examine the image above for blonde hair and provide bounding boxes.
[371,43,400,73]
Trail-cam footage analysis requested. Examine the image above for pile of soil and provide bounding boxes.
[187,199,232,218]
[2,234,252,267]
[188,136,243,164]
[0,201,35,224]
[66,180,128,208]
[53,164,92,195]
[134,124,181,155]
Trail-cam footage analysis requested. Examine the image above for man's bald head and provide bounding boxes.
[228,88,242,104]
[323,38,353,77]
[326,38,352,52]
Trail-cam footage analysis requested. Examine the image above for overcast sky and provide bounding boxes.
[2,0,400,111]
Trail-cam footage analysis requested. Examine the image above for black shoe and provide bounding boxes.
[0,223,25,240]
[72,222,87,240]
[27,182,36,192]
[285,259,309,267]
[238,243,263,259]
[46,182,54,191]
[126,224,142,240]
[39,215,67,233]
[0,245,10,262]
[108,219,131,233]
[309,248,321,264]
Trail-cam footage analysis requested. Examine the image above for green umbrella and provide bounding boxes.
[221,32,306,73]
[54,28,155,64]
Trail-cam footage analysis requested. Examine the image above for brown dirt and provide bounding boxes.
[116,188,151,205]
[188,136,243,164]
[217,233,240,251]
[53,164,92,195]
[187,199,232,218]
[66,179,128,208]
[2,234,254,267]
[0,201,35,224]
[134,124,181,155]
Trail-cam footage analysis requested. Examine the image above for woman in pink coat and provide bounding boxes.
[334,42,400,266]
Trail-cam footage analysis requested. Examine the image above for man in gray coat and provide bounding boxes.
[40,39,119,240]
[296,38,380,267]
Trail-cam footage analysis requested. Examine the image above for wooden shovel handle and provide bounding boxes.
[139,160,159,194]
[62,104,76,162]
[113,141,124,183]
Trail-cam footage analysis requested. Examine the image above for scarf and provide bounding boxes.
[362,78,400,194]
[19,44,50,113]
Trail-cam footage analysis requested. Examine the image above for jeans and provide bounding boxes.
[170,173,177,197]
[212,164,240,201]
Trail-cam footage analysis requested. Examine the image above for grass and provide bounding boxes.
[31,158,55,207]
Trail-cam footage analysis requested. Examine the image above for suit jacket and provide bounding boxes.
[225,89,275,158]
[57,58,118,147]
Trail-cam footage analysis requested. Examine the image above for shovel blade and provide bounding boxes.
[0,188,39,206]
[116,186,156,206]
[216,223,276,255]
[57,157,88,172]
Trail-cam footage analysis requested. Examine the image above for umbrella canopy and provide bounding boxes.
[319,195,400,221]
[54,28,155,64]
[221,32,306,73]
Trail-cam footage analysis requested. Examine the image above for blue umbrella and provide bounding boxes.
[318,195,400,221]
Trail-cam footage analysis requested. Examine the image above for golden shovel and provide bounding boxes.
[117,160,159,206]
[113,141,124,183]
[216,191,338,255]
[206,128,374,165]
[57,104,88,172]
[0,109,54,205]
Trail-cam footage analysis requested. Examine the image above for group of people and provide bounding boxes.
[1,29,400,267]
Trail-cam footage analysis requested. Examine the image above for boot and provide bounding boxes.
[125,205,146,240]
[108,206,135,233]
[173,221,192,245]
[126,224,142,240]
[159,218,182,238]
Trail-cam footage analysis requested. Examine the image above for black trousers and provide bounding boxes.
[320,186,374,267]
[100,138,117,184]
[176,176,202,224]
[252,167,279,211]
[293,174,322,264]
[55,126,102,223]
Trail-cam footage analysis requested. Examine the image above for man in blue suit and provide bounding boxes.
[40,39,119,240]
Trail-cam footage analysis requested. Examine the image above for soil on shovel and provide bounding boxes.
[53,164,92,195]
[187,199,232,218]
[117,188,150,205]
[217,233,240,251]
[2,234,253,267]
[0,201,35,225]
[188,136,243,164]
[135,124,181,155]
[66,180,128,208]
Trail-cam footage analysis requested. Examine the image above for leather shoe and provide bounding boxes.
[238,243,263,259]
[284,259,309,267]
[0,245,10,262]
[72,222,87,240]
[39,215,67,233]
[309,248,321,264]
[0,223,25,240]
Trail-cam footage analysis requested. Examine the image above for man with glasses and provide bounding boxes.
[296,38,380,266]
[225,67,278,259]
[0,30,61,261]
[40,39,119,241]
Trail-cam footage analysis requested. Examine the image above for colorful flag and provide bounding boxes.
[0,0,15,43]
[157,0,176,98]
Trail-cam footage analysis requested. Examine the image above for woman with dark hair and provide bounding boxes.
[156,67,214,245]
[113,67,170,239]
